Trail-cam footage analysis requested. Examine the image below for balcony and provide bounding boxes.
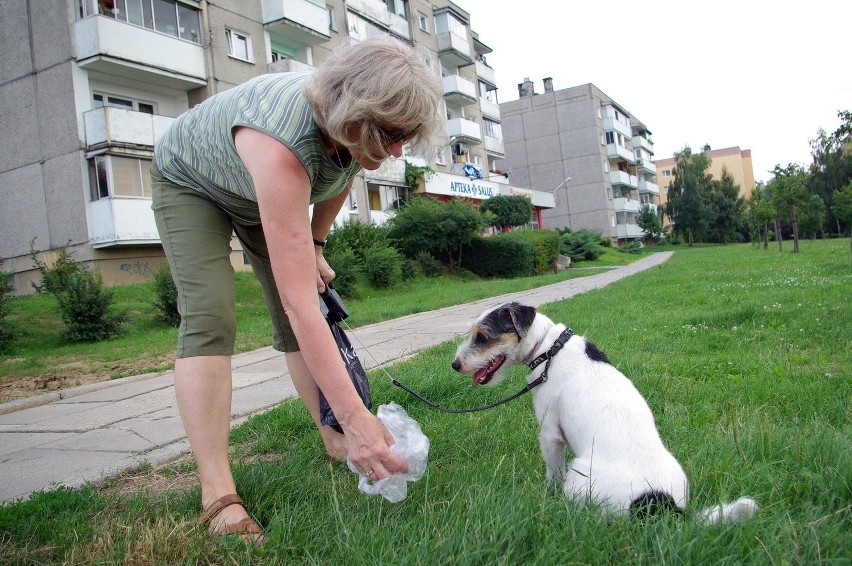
[262,0,330,43]
[479,97,500,120]
[483,135,504,157]
[84,107,175,150]
[365,156,405,185]
[610,170,638,188]
[345,0,409,39]
[613,198,641,213]
[616,223,644,239]
[268,58,314,74]
[475,60,496,89]
[437,32,472,68]
[90,198,161,248]
[603,116,632,138]
[633,135,654,153]
[637,158,657,174]
[638,179,659,195]
[446,117,481,144]
[75,16,206,89]
[442,75,477,106]
[606,143,635,164]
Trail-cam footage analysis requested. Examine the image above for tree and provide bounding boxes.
[479,194,533,232]
[832,182,852,253]
[708,167,745,244]
[767,164,807,253]
[745,183,774,249]
[387,196,486,270]
[808,110,852,236]
[664,147,713,245]
[798,194,826,241]
[637,204,663,243]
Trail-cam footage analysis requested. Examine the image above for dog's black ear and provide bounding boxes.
[504,303,536,339]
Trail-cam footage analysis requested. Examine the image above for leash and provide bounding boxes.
[342,318,573,414]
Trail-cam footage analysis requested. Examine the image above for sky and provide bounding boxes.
[455,0,851,184]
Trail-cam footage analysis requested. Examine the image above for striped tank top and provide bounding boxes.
[154,72,361,224]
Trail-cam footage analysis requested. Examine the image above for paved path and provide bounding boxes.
[0,252,672,503]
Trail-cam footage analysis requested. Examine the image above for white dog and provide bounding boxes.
[452,302,757,523]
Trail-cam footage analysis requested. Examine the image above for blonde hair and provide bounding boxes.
[304,35,443,162]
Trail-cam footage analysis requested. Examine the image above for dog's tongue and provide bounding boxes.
[473,368,489,386]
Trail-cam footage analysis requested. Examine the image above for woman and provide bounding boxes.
[151,36,442,541]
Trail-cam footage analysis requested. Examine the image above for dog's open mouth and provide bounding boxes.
[473,354,506,385]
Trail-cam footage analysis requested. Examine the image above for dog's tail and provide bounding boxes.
[698,497,759,525]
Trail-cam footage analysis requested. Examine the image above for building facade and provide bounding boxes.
[0,0,554,295]
[655,146,756,211]
[498,78,659,243]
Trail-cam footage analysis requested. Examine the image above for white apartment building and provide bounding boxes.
[498,78,659,243]
[1,0,554,294]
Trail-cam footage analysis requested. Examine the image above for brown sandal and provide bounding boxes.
[199,494,265,544]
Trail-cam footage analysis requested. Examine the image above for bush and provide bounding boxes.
[462,233,536,278]
[31,246,82,295]
[560,229,606,262]
[415,250,442,278]
[55,269,127,343]
[0,267,15,354]
[401,258,421,281]
[619,241,643,255]
[511,229,561,275]
[152,260,180,327]
[326,218,389,264]
[325,245,359,297]
[363,244,403,289]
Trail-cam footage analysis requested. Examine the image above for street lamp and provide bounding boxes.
[550,176,572,230]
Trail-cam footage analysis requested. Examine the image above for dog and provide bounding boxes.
[452,302,758,523]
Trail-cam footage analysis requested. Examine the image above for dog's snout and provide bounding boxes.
[451,359,462,372]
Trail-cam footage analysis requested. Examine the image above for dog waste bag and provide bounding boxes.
[347,403,429,503]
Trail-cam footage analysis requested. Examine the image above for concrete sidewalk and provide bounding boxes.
[0,252,672,503]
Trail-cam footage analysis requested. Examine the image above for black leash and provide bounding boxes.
[390,328,574,414]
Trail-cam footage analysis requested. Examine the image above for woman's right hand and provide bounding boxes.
[343,409,408,480]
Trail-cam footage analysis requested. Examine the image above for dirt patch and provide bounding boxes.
[0,355,175,404]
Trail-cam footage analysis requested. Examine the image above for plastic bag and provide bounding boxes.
[317,286,371,433]
[347,403,430,503]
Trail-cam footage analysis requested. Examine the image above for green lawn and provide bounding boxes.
[1,240,849,564]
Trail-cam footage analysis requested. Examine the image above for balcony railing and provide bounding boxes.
[442,75,477,106]
[90,198,161,248]
[483,135,504,157]
[637,158,657,174]
[437,32,472,68]
[479,97,500,120]
[633,135,654,153]
[616,223,645,239]
[83,107,175,149]
[603,116,632,138]
[638,179,659,195]
[606,143,635,164]
[262,0,330,42]
[75,16,206,89]
[268,58,314,74]
[346,0,409,39]
[446,117,481,143]
[475,60,496,88]
[365,157,406,184]
[610,170,638,188]
[613,197,641,213]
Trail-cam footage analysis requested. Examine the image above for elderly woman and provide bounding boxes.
[151,36,442,541]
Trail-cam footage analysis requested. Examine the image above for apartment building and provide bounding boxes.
[655,146,756,211]
[1,0,554,295]
[498,78,660,243]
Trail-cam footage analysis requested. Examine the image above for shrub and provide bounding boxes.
[363,244,403,289]
[619,241,643,255]
[31,245,82,295]
[325,245,359,297]
[326,218,388,264]
[152,260,180,327]
[511,229,561,275]
[401,258,421,281]
[462,233,536,278]
[415,250,442,277]
[55,269,127,343]
[0,267,15,354]
[560,229,606,262]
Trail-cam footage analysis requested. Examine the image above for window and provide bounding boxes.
[80,0,202,45]
[418,12,428,32]
[662,170,671,178]
[226,29,251,61]
[483,119,502,139]
[435,147,445,165]
[605,131,615,145]
[328,6,338,31]
[88,155,152,200]
[93,93,156,114]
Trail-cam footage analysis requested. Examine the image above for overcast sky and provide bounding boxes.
[455,0,850,184]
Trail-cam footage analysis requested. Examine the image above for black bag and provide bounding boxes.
[317,285,372,433]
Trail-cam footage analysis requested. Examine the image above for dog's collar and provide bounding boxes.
[525,328,574,371]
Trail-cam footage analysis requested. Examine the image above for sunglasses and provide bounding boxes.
[377,123,422,145]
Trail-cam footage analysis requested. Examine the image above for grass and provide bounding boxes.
[1,240,850,564]
[0,265,610,401]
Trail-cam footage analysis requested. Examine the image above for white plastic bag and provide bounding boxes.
[347,403,429,503]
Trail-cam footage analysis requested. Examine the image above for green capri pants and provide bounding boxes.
[151,165,300,357]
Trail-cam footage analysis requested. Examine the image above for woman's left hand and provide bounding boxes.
[316,250,335,292]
